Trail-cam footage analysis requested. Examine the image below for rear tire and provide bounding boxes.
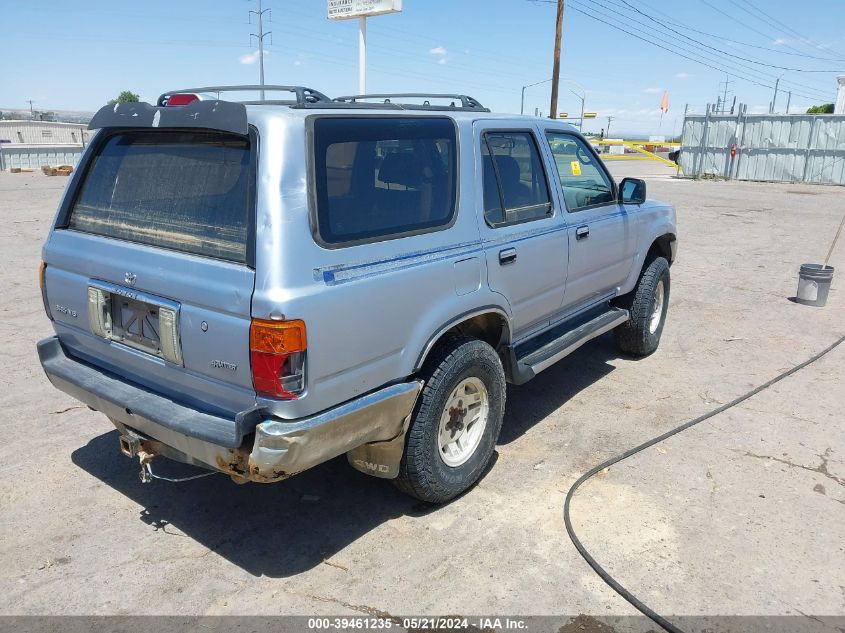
[394,336,506,503]
[614,256,670,356]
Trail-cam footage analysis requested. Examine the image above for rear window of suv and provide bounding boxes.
[67,130,252,263]
[312,116,457,246]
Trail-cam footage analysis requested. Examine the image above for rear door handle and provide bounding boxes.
[576,225,590,240]
[499,248,517,265]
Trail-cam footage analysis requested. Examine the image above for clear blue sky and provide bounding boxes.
[2,0,843,135]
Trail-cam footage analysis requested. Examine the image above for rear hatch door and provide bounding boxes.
[43,127,257,416]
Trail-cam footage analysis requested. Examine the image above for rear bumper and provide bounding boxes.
[37,336,422,482]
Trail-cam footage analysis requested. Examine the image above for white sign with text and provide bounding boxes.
[327,0,403,20]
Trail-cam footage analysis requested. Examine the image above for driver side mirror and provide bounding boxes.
[619,178,646,204]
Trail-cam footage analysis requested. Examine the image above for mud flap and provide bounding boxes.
[346,414,411,479]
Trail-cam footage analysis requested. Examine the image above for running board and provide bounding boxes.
[505,307,629,385]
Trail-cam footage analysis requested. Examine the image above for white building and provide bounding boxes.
[0,120,93,145]
[0,121,92,171]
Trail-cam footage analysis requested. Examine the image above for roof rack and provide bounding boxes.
[328,93,490,112]
[156,85,332,107]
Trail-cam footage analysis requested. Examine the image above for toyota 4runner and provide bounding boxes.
[37,86,677,502]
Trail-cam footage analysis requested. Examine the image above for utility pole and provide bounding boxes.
[26,100,34,120]
[719,75,732,114]
[771,75,782,113]
[548,0,565,119]
[606,115,614,137]
[249,0,271,101]
[786,91,792,114]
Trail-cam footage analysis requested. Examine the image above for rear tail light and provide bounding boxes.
[157,307,183,366]
[39,262,52,320]
[87,286,112,338]
[164,93,199,106]
[250,319,307,400]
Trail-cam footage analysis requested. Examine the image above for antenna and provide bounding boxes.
[249,0,272,101]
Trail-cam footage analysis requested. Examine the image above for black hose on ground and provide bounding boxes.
[564,334,845,633]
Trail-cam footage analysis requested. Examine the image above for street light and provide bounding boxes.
[521,78,553,115]
[567,80,586,130]
[521,78,586,125]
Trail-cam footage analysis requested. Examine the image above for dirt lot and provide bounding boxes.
[0,162,842,630]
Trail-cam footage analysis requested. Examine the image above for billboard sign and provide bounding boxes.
[327,0,403,20]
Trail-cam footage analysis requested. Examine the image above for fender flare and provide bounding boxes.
[412,305,512,372]
[622,224,677,295]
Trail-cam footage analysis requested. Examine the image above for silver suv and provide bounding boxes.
[37,85,677,502]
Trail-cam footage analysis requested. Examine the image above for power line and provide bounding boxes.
[273,2,561,78]
[611,0,841,72]
[263,43,516,95]
[733,0,809,42]
[534,0,834,100]
[595,0,834,97]
[616,0,845,62]
[564,0,832,101]
[530,0,828,99]
[697,0,840,62]
[286,26,539,84]
[581,0,834,97]
[733,0,845,59]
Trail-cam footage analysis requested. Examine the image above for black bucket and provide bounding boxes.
[796,264,834,307]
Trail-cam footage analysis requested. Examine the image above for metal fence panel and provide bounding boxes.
[680,111,845,185]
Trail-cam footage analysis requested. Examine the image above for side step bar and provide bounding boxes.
[505,307,629,385]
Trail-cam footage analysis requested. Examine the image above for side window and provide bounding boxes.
[313,117,457,245]
[545,132,615,212]
[482,131,552,226]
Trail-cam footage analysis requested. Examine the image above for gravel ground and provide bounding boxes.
[0,162,842,631]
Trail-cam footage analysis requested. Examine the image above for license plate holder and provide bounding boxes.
[87,281,183,365]
[111,294,165,355]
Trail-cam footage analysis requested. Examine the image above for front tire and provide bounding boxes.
[614,256,670,356]
[394,336,506,503]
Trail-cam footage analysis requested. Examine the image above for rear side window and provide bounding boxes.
[482,131,552,226]
[67,131,252,263]
[312,117,457,245]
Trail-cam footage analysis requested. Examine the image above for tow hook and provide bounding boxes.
[119,432,218,484]
[138,450,156,484]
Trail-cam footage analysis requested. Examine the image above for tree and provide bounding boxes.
[108,90,140,106]
[806,103,834,114]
